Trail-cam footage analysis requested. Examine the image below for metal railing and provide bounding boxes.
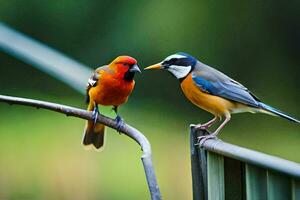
[190,127,300,200]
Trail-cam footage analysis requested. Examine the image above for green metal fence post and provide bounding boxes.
[245,164,268,200]
[190,127,209,200]
[267,171,292,200]
[224,157,245,200]
[190,129,300,200]
[207,151,225,200]
[292,179,300,200]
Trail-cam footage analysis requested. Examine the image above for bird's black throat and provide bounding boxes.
[124,70,135,82]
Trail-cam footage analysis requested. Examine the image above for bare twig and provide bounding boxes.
[0,94,162,200]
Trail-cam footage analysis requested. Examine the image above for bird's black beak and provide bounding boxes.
[129,64,141,73]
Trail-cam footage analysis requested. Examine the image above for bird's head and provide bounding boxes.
[144,52,196,79]
[110,56,141,81]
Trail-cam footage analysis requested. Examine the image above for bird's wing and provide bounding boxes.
[85,65,112,103]
[192,61,260,107]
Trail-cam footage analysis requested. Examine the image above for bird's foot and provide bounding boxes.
[92,105,99,128]
[115,115,125,133]
[197,134,217,147]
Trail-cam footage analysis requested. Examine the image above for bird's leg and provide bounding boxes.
[113,106,124,133]
[92,102,99,128]
[197,114,231,146]
[194,116,219,130]
[112,105,118,114]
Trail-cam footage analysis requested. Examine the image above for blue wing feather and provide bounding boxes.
[190,61,299,123]
[192,74,259,107]
[258,102,300,123]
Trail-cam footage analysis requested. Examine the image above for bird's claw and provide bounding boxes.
[197,135,217,147]
[115,115,125,133]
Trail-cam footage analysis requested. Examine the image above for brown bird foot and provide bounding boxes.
[197,134,217,147]
[115,115,125,133]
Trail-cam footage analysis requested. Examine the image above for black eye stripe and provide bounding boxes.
[164,57,190,66]
[163,56,197,68]
[164,58,178,65]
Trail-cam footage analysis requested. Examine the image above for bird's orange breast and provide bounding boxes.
[89,73,135,106]
[180,74,239,116]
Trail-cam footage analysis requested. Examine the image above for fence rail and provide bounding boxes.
[190,127,300,200]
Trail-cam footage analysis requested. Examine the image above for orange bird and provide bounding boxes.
[83,56,141,150]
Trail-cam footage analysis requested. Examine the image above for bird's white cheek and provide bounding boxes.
[167,65,191,79]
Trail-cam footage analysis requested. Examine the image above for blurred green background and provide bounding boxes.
[0,1,299,199]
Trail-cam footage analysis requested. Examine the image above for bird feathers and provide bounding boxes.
[192,74,260,108]
[83,121,106,150]
[85,65,112,103]
[181,73,237,116]
[168,65,192,79]
[258,102,300,123]
[192,61,260,108]
[190,61,299,123]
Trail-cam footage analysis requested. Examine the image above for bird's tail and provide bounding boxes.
[82,102,105,150]
[258,102,300,123]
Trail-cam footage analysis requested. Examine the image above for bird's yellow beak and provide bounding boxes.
[144,63,163,70]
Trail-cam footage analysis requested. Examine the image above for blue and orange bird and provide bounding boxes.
[145,52,299,145]
[83,56,141,150]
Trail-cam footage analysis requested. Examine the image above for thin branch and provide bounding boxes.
[0,94,162,200]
